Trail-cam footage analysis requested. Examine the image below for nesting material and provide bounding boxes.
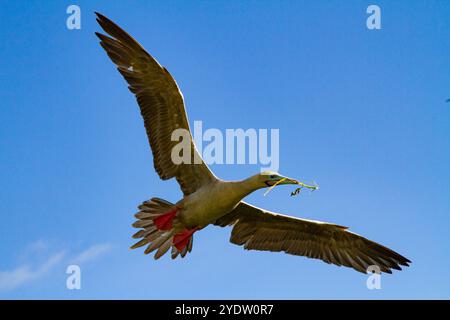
[263,178,319,197]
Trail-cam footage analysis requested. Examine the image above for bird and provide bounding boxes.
[95,12,411,273]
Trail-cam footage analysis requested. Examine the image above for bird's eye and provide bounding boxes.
[270,175,276,179]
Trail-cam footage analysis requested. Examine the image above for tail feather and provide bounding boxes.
[139,198,173,210]
[180,246,188,258]
[130,238,150,249]
[155,236,174,259]
[132,219,154,228]
[132,226,157,239]
[131,197,195,260]
[146,230,165,242]
[171,246,180,259]
[152,198,175,206]
[187,237,193,253]
[180,238,193,258]
[132,229,146,239]
[134,211,162,219]
[144,231,173,254]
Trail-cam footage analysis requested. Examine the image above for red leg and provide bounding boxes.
[173,228,198,252]
[153,207,178,230]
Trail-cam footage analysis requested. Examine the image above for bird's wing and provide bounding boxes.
[95,12,216,195]
[215,202,411,274]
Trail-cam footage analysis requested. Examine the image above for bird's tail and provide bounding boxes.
[130,198,193,259]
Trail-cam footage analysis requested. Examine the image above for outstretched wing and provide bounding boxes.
[95,12,216,195]
[215,202,411,273]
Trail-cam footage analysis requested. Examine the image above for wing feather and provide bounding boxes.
[95,12,216,194]
[215,202,410,274]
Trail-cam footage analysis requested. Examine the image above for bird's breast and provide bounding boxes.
[177,182,243,228]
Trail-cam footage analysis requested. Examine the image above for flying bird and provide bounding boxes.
[95,12,410,273]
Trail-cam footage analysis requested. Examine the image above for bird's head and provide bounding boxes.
[259,171,299,187]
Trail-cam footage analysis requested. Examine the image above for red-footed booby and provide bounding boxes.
[95,12,410,273]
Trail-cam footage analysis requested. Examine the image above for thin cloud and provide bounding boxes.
[0,242,113,293]
[0,251,65,292]
[27,239,49,252]
[71,243,113,265]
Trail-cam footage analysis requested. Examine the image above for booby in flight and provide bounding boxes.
[95,12,410,273]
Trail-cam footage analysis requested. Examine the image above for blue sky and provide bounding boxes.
[0,1,449,299]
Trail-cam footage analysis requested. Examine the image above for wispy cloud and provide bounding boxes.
[71,243,113,265]
[0,242,113,292]
[26,239,50,253]
[0,251,65,291]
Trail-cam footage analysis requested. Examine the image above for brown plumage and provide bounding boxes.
[95,12,411,273]
[95,12,215,195]
[215,202,410,273]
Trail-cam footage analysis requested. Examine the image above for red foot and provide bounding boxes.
[154,207,178,230]
[173,228,198,251]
